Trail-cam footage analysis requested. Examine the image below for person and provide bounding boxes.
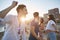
[39,17,45,31]
[39,17,45,40]
[0,1,17,40]
[16,4,29,40]
[0,1,17,18]
[45,14,57,40]
[2,4,28,40]
[29,12,40,40]
[25,20,30,40]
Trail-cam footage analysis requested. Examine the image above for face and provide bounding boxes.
[18,7,28,17]
[34,16,39,19]
[40,18,43,23]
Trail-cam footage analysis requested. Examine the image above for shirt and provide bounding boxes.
[2,15,19,40]
[45,20,56,31]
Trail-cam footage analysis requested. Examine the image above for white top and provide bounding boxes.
[2,15,30,40]
[19,19,30,40]
[2,15,20,40]
[45,20,56,31]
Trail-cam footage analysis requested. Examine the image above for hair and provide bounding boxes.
[16,4,26,13]
[33,12,39,17]
[48,14,56,22]
[40,17,44,23]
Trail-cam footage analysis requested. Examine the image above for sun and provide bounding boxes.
[21,17,26,22]
[20,15,33,23]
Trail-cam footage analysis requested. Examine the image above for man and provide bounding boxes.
[29,12,40,40]
[0,1,17,40]
[16,4,28,40]
[2,4,28,40]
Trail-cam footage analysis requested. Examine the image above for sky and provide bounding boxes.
[0,0,60,18]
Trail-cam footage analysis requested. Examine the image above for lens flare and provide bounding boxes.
[21,17,26,22]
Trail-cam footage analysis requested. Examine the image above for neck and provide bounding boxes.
[18,15,26,23]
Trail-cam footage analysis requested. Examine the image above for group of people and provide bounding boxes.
[0,1,59,40]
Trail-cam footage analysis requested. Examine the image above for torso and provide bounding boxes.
[45,20,56,31]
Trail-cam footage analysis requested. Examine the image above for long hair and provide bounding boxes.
[48,14,56,22]
[40,17,44,23]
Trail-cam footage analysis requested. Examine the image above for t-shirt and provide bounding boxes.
[2,15,30,40]
[19,19,30,40]
[45,20,56,31]
[2,15,19,40]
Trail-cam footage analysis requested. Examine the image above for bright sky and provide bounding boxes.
[0,0,60,18]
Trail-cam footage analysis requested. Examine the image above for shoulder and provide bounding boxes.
[50,20,55,23]
[5,15,17,18]
[31,19,35,23]
[4,15,17,21]
[6,15,16,17]
[48,20,56,24]
[48,20,53,23]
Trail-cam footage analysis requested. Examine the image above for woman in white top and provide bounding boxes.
[45,14,57,40]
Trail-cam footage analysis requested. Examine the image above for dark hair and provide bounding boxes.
[40,17,44,23]
[48,14,56,22]
[33,12,39,17]
[16,4,26,13]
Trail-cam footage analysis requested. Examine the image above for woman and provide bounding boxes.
[45,14,57,40]
[39,17,45,40]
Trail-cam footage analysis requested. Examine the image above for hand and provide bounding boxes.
[37,37,41,40]
[11,1,18,8]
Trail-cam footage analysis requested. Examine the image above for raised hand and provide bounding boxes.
[0,1,18,18]
[11,1,18,8]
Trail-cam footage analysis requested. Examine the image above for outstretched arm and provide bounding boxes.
[0,1,18,18]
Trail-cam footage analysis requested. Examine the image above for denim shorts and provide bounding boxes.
[47,32,57,40]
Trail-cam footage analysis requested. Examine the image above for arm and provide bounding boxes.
[52,24,57,30]
[52,24,59,33]
[0,1,18,18]
[31,26,38,39]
